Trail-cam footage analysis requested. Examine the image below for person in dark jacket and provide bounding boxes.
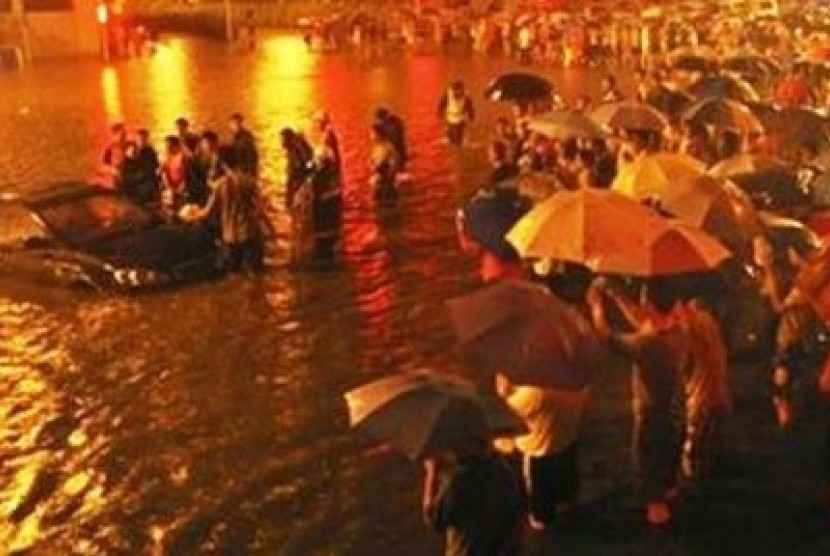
[135,129,160,203]
[423,439,524,556]
[487,140,519,190]
[375,107,408,170]
[229,112,260,176]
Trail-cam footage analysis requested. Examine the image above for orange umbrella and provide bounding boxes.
[506,188,731,276]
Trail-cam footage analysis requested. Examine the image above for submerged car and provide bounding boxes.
[0,182,218,291]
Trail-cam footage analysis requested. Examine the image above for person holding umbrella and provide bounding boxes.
[456,188,528,285]
[344,372,526,556]
[587,278,690,527]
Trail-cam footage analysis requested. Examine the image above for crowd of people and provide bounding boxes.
[417,65,830,556]
[99,104,409,271]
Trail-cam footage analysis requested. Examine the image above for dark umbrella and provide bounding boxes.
[729,170,810,212]
[447,280,603,390]
[683,97,763,134]
[768,107,830,150]
[720,54,781,82]
[646,86,693,117]
[344,372,525,459]
[687,75,759,103]
[485,72,554,103]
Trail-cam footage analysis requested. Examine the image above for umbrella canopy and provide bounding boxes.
[485,72,554,103]
[683,97,764,134]
[669,46,718,73]
[767,107,830,151]
[447,280,602,390]
[646,86,693,117]
[708,154,786,180]
[617,172,754,256]
[591,101,668,132]
[344,372,525,459]
[729,170,810,212]
[720,54,781,82]
[525,110,608,140]
[506,188,731,276]
[612,153,705,198]
[687,75,759,103]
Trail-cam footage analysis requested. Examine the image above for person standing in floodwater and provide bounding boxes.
[438,80,475,147]
[229,113,259,177]
[191,146,263,273]
[370,123,400,205]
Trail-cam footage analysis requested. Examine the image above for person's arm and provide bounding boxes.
[426,469,461,532]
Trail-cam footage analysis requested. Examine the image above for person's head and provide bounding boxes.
[591,137,608,154]
[798,140,820,165]
[450,80,465,97]
[111,122,127,142]
[164,135,182,155]
[217,144,239,171]
[200,130,219,154]
[602,74,617,90]
[627,128,651,154]
[229,112,245,133]
[375,107,390,122]
[371,122,388,143]
[136,128,150,148]
[280,127,297,150]
[183,134,200,157]
[175,117,190,135]
[488,140,508,167]
[560,138,579,163]
[312,110,331,131]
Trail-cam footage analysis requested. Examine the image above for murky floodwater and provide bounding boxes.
[0,36,619,555]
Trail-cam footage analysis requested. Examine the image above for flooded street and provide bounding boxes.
[0,35,606,554]
[3,35,830,556]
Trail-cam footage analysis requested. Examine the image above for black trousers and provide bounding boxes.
[219,240,263,273]
[446,122,466,146]
[526,443,580,523]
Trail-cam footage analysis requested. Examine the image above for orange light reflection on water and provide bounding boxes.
[147,40,193,133]
[101,67,123,123]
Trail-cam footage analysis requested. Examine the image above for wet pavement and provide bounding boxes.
[1,35,830,555]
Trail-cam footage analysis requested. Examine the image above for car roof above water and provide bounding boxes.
[19,182,109,210]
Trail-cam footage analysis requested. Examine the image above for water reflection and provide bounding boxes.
[0,35,596,553]
[147,39,193,131]
[101,67,123,123]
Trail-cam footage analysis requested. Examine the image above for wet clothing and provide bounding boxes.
[184,155,209,206]
[682,307,731,480]
[136,144,160,195]
[204,172,263,272]
[372,140,399,204]
[438,89,475,147]
[378,112,408,169]
[284,138,314,210]
[612,325,689,501]
[232,128,260,176]
[309,158,342,262]
[428,454,523,556]
[506,385,589,524]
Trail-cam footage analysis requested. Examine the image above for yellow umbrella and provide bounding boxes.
[506,188,731,276]
[612,153,705,198]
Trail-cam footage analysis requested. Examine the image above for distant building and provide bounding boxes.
[0,0,100,59]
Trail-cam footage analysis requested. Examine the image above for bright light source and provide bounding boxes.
[97,3,108,26]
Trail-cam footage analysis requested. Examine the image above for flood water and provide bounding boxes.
[0,35,617,554]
